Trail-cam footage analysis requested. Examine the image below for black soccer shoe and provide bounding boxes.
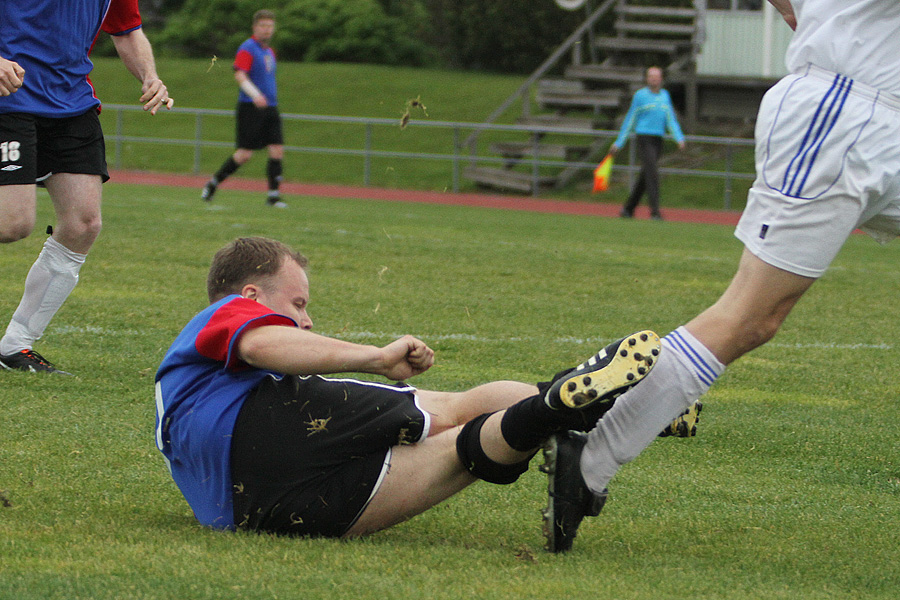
[545,330,661,410]
[201,181,217,202]
[658,401,703,438]
[0,349,71,375]
[540,431,608,553]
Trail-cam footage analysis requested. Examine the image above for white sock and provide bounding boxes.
[0,237,86,355]
[580,327,725,494]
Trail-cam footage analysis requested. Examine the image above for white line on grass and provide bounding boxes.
[50,326,893,351]
[334,331,893,351]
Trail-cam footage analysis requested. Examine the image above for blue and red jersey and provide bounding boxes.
[0,0,143,118]
[155,296,296,529]
[234,37,278,106]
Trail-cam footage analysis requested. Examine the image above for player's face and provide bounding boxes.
[646,68,663,91]
[254,258,313,330]
[253,18,276,43]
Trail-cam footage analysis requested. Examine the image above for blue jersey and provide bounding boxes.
[155,296,296,529]
[0,0,142,118]
[234,37,278,106]
[614,87,685,148]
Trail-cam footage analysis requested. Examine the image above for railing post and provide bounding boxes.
[452,127,460,193]
[364,123,372,186]
[114,107,124,170]
[193,112,203,174]
[724,142,734,210]
[531,132,541,197]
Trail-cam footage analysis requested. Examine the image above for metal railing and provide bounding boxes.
[102,104,755,209]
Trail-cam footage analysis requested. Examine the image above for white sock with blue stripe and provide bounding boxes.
[580,326,725,494]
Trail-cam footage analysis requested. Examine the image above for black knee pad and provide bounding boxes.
[456,413,531,485]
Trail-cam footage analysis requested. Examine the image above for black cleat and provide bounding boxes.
[201,181,217,202]
[658,401,703,438]
[0,349,71,375]
[545,330,661,410]
[541,431,607,553]
[266,196,288,208]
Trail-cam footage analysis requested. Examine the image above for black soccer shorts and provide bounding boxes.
[230,374,429,538]
[0,109,109,186]
[235,103,283,150]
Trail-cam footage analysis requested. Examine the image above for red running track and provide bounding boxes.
[109,170,743,227]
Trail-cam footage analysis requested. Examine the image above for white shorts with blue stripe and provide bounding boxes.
[736,63,900,278]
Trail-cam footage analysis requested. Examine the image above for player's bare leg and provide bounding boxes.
[582,249,817,496]
[0,174,100,373]
[685,248,815,365]
[45,173,102,253]
[0,183,37,243]
[343,412,534,538]
[416,381,537,435]
[346,340,662,539]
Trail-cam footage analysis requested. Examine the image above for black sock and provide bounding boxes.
[213,157,240,184]
[266,158,283,192]
[499,378,614,452]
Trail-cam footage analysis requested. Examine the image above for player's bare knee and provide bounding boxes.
[0,219,35,243]
[739,316,783,354]
[74,215,102,244]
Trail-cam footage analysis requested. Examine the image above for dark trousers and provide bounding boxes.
[622,135,664,217]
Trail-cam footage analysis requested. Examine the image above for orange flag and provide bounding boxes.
[592,154,613,193]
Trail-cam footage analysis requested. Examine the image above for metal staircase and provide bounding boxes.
[464,0,704,195]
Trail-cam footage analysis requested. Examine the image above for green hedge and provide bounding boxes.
[133,0,585,73]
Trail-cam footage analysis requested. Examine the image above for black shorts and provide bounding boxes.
[230,374,428,538]
[235,103,283,150]
[0,110,109,186]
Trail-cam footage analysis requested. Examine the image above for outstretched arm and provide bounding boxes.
[238,325,435,381]
[768,0,797,30]
[0,56,25,96]
[611,94,639,154]
[111,28,173,114]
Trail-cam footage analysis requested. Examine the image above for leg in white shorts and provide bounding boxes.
[736,63,900,278]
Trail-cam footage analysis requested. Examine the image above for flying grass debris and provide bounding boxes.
[400,96,428,129]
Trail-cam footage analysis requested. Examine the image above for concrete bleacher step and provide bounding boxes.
[463,166,557,193]
[564,64,645,84]
[516,114,597,131]
[536,89,623,111]
[489,141,590,160]
[614,20,697,36]
[594,36,689,54]
[618,5,698,19]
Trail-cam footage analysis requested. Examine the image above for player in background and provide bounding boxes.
[155,237,699,552]
[201,10,287,208]
[0,0,172,374]
[578,0,900,509]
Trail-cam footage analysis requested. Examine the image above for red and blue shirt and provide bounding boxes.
[0,0,142,117]
[155,296,296,529]
[234,37,278,106]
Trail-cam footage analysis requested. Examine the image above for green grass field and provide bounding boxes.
[1,183,898,599]
[88,57,754,211]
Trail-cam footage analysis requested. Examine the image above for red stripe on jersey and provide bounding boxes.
[102,0,142,35]
[195,298,296,369]
[234,48,254,72]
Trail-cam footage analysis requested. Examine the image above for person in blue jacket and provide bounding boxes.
[611,66,686,220]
